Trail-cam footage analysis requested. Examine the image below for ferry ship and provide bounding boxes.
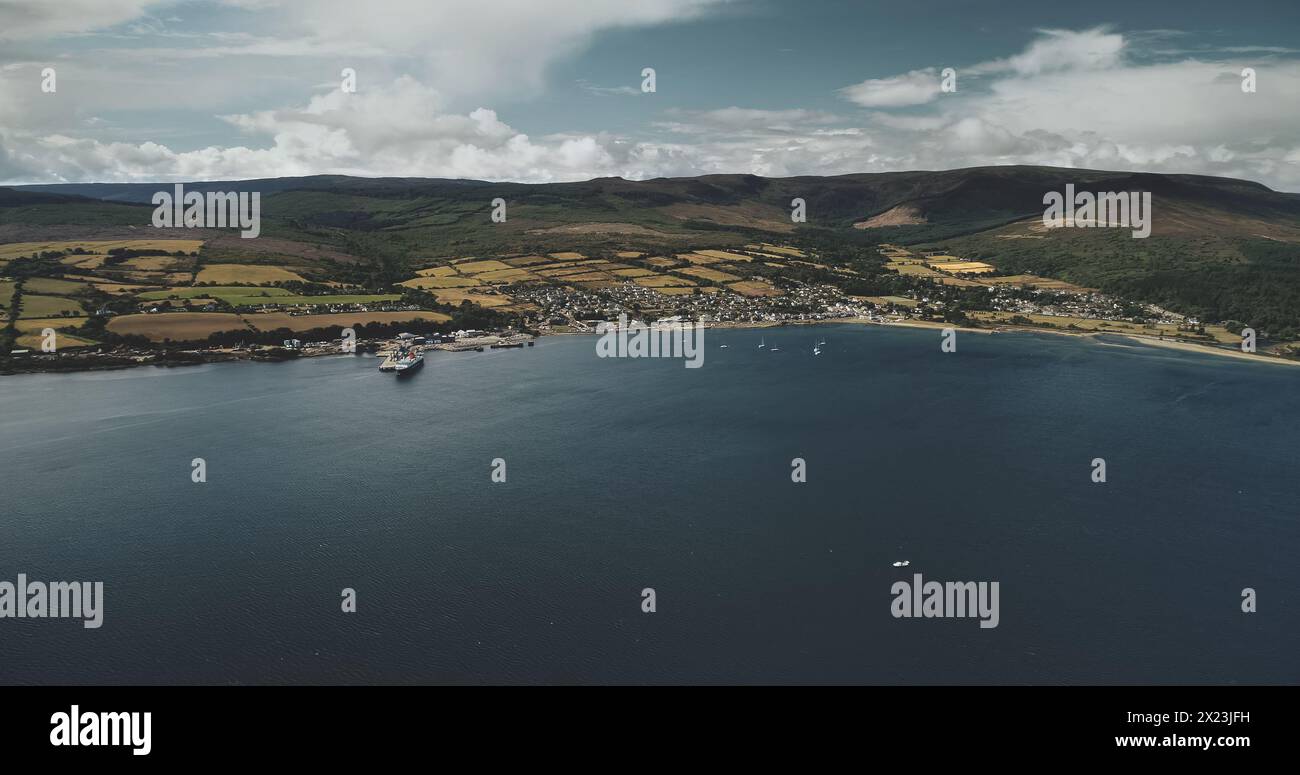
[386,346,424,374]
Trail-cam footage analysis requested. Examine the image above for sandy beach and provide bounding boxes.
[702,316,1300,368]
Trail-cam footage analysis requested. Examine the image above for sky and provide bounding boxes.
[2,0,1300,189]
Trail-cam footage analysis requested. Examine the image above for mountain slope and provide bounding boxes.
[7,167,1300,334]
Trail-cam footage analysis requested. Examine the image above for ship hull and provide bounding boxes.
[394,357,424,375]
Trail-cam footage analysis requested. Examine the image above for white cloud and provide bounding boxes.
[233,0,729,99]
[1,77,639,183]
[977,27,1125,76]
[839,68,943,107]
[0,0,163,40]
[831,27,1300,190]
[2,20,1300,191]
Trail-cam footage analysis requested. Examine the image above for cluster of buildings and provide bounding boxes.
[509,276,871,331]
[982,285,1183,327]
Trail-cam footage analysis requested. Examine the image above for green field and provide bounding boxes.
[19,294,85,319]
[23,277,91,295]
[135,286,397,307]
[138,286,293,300]
[221,294,401,307]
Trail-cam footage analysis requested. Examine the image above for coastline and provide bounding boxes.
[866,317,1300,367]
[5,316,1298,375]
[702,316,1300,368]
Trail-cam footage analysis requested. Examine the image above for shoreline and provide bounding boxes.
[4,316,1297,375]
[868,317,1300,367]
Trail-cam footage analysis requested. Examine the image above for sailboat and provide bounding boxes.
[758,337,766,349]
[812,342,822,356]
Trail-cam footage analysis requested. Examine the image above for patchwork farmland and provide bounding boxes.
[1,236,800,348]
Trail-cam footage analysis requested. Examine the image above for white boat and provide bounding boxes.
[892,560,910,567]
[720,343,728,349]
[758,337,765,349]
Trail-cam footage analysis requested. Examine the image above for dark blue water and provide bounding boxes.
[1,324,1297,684]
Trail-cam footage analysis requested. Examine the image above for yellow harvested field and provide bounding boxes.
[0,239,204,261]
[400,276,482,289]
[634,275,696,288]
[615,251,644,258]
[246,311,451,332]
[692,249,753,262]
[454,259,513,274]
[932,262,995,273]
[747,243,805,257]
[122,256,180,271]
[677,266,740,282]
[107,313,249,341]
[653,287,701,296]
[475,268,536,283]
[726,280,783,297]
[15,317,88,332]
[535,265,596,278]
[643,257,680,268]
[430,289,514,307]
[937,277,986,287]
[195,264,307,284]
[415,265,460,277]
[17,332,97,349]
[548,252,585,260]
[610,268,656,278]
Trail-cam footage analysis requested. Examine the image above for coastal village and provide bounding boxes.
[0,236,1268,372]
